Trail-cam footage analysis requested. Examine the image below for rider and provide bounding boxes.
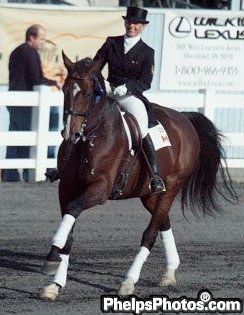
[94,6,166,194]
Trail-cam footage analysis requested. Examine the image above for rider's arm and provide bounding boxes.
[93,37,111,70]
[126,49,154,95]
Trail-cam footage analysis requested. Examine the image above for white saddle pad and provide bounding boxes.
[149,122,172,151]
[119,109,171,151]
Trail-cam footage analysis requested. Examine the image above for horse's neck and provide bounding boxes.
[85,97,121,136]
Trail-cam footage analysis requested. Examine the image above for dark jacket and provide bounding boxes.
[9,43,57,91]
[94,35,154,95]
[94,35,156,124]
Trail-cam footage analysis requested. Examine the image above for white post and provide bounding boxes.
[34,85,51,181]
[231,0,242,10]
[201,88,215,122]
[0,106,9,160]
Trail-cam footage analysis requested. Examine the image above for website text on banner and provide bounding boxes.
[160,10,244,90]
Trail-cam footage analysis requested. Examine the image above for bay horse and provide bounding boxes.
[40,53,237,300]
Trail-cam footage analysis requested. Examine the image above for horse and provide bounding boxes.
[40,52,237,300]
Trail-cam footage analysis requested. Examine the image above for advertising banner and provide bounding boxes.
[160,10,244,90]
[0,5,124,85]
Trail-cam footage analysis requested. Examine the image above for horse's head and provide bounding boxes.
[61,51,104,143]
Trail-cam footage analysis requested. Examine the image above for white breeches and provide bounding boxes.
[118,95,148,138]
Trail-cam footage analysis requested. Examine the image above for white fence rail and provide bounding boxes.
[0,86,63,181]
[147,90,244,150]
[0,86,244,181]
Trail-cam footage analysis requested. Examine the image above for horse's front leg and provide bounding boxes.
[45,179,108,261]
[40,229,74,301]
[41,178,109,299]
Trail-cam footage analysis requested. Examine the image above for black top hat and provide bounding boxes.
[122,7,149,24]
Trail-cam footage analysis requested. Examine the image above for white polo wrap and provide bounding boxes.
[160,228,180,270]
[53,254,69,288]
[52,214,75,249]
[126,246,150,284]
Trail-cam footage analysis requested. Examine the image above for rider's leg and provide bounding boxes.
[118,95,148,138]
[118,95,166,194]
[142,134,166,194]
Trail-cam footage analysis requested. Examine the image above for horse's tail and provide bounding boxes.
[181,111,238,216]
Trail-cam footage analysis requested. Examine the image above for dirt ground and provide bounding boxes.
[0,181,243,315]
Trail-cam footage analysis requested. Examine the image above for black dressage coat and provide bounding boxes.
[4,43,58,181]
[9,43,57,91]
[7,43,57,137]
[94,35,156,125]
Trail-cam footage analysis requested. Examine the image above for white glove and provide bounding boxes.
[104,80,112,94]
[113,84,127,97]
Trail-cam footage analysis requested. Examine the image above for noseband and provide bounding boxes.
[64,108,88,118]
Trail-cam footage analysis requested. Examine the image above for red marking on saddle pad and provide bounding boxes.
[162,135,169,142]
[149,122,171,151]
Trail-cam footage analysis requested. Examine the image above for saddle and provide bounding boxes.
[110,109,143,199]
[121,110,142,151]
[112,106,169,198]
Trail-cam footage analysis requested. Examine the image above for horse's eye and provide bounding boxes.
[73,83,81,97]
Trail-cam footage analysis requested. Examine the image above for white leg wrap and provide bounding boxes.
[126,246,150,284]
[53,254,69,288]
[52,214,75,249]
[160,228,180,270]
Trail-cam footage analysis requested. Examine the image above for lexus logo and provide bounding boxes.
[169,16,191,38]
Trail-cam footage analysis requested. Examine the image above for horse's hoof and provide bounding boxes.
[41,260,60,275]
[40,283,59,301]
[118,277,135,296]
[159,276,176,287]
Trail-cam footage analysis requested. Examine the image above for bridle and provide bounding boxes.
[63,75,104,119]
[62,73,105,142]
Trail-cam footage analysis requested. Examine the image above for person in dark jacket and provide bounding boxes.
[2,24,59,182]
[94,6,166,195]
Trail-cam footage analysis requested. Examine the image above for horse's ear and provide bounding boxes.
[62,50,75,73]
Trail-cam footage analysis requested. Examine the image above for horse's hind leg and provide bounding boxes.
[119,190,180,296]
[141,194,180,287]
[158,217,180,287]
[141,188,181,286]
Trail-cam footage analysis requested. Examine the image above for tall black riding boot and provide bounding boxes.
[142,134,166,195]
